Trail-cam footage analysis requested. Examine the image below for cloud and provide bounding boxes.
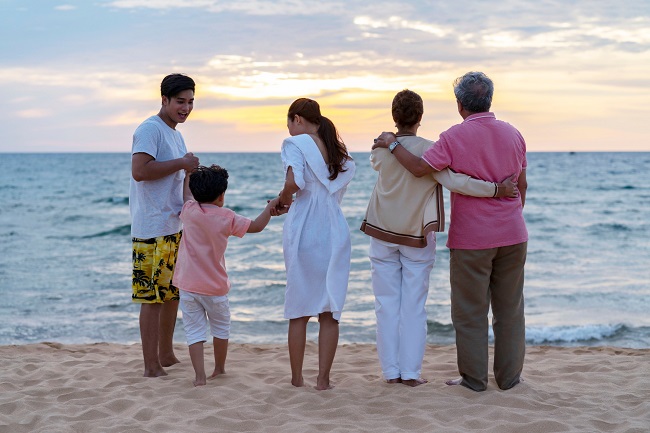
[105,0,345,15]
[54,4,76,11]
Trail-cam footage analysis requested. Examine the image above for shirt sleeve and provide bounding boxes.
[132,121,161,158]
[281,139,306,190]
[230,212,252,238]
[432,169,495,197]
[421,137,451,171]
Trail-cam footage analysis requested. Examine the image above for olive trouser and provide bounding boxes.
[450,242,527,391]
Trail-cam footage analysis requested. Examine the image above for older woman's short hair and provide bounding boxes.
[392,90,423,128]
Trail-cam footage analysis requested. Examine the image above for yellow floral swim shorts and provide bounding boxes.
[132,232,182,303]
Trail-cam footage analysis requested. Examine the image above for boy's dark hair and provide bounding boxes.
[189,165,229,203]
[160,74,195,98]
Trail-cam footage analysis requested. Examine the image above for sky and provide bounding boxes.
[1,0,649,153]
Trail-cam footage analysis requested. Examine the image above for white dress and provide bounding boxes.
[281,134,356,321]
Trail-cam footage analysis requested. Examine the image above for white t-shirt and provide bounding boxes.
[129,115,188,239]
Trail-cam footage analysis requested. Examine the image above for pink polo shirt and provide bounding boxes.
[173,200,251,296]
[422,112,528,249]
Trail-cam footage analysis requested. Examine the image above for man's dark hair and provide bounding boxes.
[453,71,493,113]
[189,165,228,203]
[160,74,195,98]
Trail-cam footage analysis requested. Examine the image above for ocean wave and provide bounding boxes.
[82,224,131,238]
[523,324,627,344]
[92,197,129,205]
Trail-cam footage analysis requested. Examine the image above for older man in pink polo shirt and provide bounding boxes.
[373,71,528,391]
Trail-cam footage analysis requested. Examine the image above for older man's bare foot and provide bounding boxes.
[160,355,180,367]
[402,378,428,387]
[445,377,463,386]
[386,378,402,384]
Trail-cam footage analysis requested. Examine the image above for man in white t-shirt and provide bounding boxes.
[130,73,200,377]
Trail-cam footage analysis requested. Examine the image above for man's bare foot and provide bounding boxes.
[143,367,167,378]
[160,355,180,367]
[291,377,305,387]
[445,377,463,386]
[386,378,402,384]
[193,376,207,387]
[402,378,428,387]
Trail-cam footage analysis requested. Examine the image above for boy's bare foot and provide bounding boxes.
[143,367,167,378]
[193,377,207,387]
[402,378,428,387]
[160,355,180,367]
[445,377,463,386]
[386,378,402,384]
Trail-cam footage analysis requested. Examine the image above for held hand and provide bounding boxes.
[268,198,290,216]
[182,152,200,172]
[501,174,519,198]
[371,132,397,150]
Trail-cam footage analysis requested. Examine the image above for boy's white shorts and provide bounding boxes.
[179,290,231,345]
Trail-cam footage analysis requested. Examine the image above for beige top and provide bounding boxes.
[360,135,497,247]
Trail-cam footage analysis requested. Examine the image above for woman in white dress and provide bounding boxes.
[277,98,355,390]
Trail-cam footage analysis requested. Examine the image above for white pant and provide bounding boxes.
[369,235,436,380]
[179,290,231,345]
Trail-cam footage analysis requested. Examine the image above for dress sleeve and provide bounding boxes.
[281,139,306,190]
[432,168,495,197]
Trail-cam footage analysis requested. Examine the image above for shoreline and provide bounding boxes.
[1,343,648,432]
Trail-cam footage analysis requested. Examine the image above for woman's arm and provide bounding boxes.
[278,166,300,207]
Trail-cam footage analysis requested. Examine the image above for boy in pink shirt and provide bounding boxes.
[173,165,285,386]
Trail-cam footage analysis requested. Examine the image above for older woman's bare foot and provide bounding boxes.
[386,378,402,384]
[402,378,428,387]
[445,377,463,386]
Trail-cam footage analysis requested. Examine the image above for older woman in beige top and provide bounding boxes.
[361,90,516,386]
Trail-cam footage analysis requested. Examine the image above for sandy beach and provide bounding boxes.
[1,343,648,433]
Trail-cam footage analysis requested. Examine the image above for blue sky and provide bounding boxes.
[1,0,649,152]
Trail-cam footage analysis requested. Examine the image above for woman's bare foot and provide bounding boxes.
[445,377,463,386]
[193,376,207,387]
[402,378,428,387]
[315,375,333,390]
[209,368,226,379]
[143,367,167,378]
[386,378,402,384]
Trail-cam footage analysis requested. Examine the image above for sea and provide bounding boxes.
[0,152,649,348]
